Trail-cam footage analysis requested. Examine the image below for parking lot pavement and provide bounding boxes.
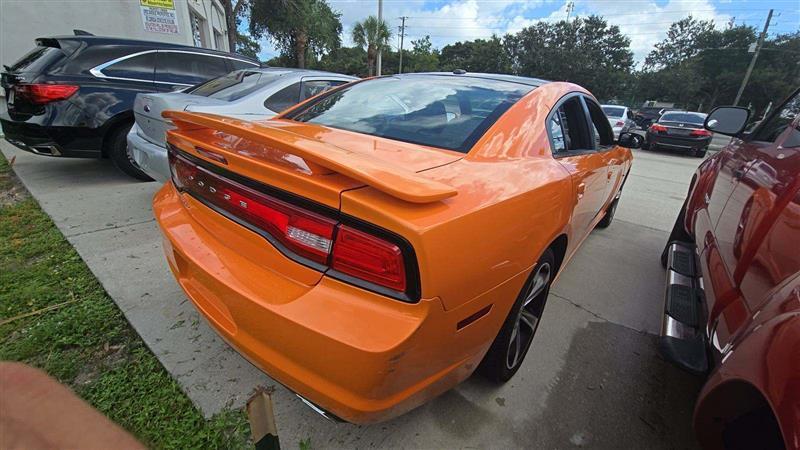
[2,141,705,448]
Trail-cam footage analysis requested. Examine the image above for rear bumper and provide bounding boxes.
[647,132,711,151]
[659,241,709,374]
[153,182,500,423]
[0,113,102,158]
[128,124,169,181]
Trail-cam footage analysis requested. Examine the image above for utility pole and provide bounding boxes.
[566,1,574,21]
[734,9,772,106]
[398,16,407,74]
[376,0,383,76]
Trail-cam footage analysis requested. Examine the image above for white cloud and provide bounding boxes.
[255,0,733,65]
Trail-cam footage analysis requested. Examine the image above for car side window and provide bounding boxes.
[300,80,345,101]
[584,98,615,149]
[156,52,229,86]
[100,53,155,82]
[264,82,302,112]
[752,90,800,143]
[229,59,259,71]
[548,96,592,155]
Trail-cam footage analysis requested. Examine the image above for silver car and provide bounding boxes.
[601,104,635,139]
[128,68,357,181]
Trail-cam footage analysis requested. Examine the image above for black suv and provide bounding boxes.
[1,35,259,179]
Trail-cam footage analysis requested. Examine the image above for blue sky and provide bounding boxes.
[252,0,800,65]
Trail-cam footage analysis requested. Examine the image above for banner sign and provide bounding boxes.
[140,0,179,34]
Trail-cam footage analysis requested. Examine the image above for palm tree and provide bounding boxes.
[352,16,391,76]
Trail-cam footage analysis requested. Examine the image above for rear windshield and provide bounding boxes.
[660,112,705,125]
[186,70,280,101]
[8,46,65,73]
[602,106,625,117]
[288,76,533,152]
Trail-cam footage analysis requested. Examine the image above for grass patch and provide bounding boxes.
[0,153,250,448]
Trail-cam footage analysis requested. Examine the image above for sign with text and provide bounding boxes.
[140,0,178,35]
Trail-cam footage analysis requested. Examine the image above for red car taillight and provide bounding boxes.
[170,151,335,264]
[649,124,668,133]
[15,83,79,104]
[690,129,712,137]
[169,148,415,299]
[615,120,625,127]
[332,226,406,292]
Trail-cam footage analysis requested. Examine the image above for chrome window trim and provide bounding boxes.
[89,49,258,86]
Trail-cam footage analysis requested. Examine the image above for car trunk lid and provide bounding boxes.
[134,93,227,146]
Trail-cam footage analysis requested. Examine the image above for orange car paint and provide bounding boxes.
[153,80,633,423]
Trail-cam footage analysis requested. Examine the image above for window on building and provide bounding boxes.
[190,12,207,47]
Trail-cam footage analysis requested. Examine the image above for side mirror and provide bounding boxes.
[617,132,643,149]
[705,106,750,136]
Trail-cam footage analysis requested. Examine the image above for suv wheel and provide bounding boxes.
[108,123,153,181]
[479,249,554,382]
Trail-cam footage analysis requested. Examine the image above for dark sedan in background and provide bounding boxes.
[1,34,259,180]
[644,111,712,157]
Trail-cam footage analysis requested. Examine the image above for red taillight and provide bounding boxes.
[168,149,413,297]
[649,124,668,133]
[615,121,625,127]
[690,129,712,137]
[170,151,335,264]
[15,84,78,104]
[331,225,407,292]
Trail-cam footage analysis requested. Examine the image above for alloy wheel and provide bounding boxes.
[505,261,551,370]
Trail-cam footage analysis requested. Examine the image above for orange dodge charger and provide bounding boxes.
[154,72,635,423]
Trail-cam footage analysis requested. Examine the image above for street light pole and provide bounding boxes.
[398,16,407,74]
[734,9,773,106]
[376,0,383,76]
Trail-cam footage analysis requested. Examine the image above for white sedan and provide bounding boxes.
[601,104,635,140]
[128,68,357,181]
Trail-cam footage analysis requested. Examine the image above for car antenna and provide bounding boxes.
[73,29,94,36]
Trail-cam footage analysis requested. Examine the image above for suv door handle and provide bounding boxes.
[732,167,746,180]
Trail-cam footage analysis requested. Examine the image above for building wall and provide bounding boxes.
[0,0,230,68]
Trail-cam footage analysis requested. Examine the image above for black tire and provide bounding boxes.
[479,248,555,383]
[642,140,651,150]
[721,405,784,450]
[696,147,707,158]
[596,198,618,229]
[108,123,153,181]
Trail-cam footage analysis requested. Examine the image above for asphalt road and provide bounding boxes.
[1,140,710,449]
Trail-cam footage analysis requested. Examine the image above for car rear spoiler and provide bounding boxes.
[162,111,458,204]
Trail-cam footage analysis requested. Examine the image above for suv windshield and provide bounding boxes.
[186,70,281,101]
[660,112,705,125]
[602,106,625,117]
[288,75,533,152]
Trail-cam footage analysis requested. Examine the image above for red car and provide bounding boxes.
[660,88,800,450]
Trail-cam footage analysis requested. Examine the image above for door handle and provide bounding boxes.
[577,182,586,199]
[732,167,745,180]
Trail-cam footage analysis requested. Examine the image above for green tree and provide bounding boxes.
[351,16,391,77]
[440,35,511,73]
[249,0,342,69]
[405,36,440,72]
[643,17,716,70]
[506,16,634,100]
[235,31,261,59]
[314,46,368,76]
